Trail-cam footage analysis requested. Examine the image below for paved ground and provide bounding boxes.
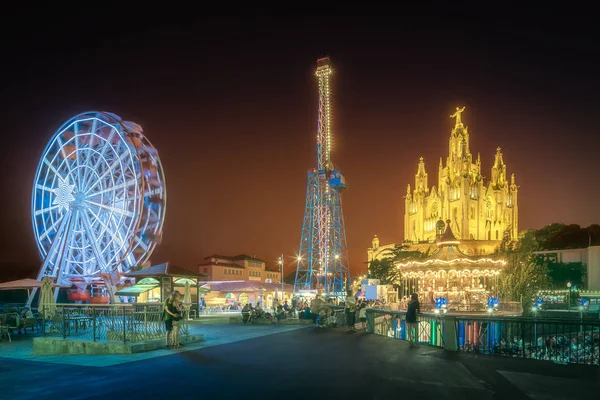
[1,324,599,400]
[0,319,304,366]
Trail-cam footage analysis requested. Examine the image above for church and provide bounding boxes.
[368,106,519,261]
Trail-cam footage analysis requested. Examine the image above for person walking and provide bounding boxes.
[164,291,181,349]
[406,293,420,347]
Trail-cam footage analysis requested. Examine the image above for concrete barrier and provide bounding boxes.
[33,334,204,355]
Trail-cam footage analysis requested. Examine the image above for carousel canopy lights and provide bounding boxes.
[396,258,506,269]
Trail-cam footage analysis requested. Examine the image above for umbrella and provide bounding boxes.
[0,278,65,306]
[184,282,192,305]
[40,277,57,318]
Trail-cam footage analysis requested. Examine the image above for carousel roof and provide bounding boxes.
[397,222,506,270]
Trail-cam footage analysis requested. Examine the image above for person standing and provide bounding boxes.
[345,290,357,332]
[358,302,368,331]
[406,293,420,347]
[164,291,181,349]
[172,295,184,348]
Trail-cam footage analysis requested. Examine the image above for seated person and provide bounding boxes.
[275,305,286,321]
[283,301,290,312]
[241,304,252,323]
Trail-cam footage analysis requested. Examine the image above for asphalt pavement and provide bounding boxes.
[1,325,598,400]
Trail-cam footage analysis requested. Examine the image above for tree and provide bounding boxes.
[498,230,551,313]
[367,244,426,286]
[367,258,397,285]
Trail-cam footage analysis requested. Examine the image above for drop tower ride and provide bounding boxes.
[294,57,350,296]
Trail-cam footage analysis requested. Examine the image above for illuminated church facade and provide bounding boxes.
[368,107,519,262]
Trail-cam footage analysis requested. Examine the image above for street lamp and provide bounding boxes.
[567,282,572,311]
[278,254,284,296]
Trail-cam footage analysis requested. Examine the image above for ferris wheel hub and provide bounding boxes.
[73,191,87,208]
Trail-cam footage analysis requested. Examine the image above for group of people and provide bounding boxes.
[240,300,294,324]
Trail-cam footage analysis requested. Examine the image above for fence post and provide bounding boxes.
[366,309,375,333]
[63,307,67,339]
[92,307,97,342]
[443,316,458,351]
[521,321,525,358]
[122,306,126,343]
[41,305,45,335]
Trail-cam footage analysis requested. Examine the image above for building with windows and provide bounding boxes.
[196,254,282,283]
[533,246,600,291]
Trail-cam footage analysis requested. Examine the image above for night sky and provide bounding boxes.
[1,9,599,280]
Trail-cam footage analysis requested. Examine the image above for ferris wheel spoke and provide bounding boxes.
[38,211,69,241]
[134,234,149,251]
[38,210,72,260]
[55,136,75,175]
[34,204,61,216]
[84,150,131,195]
[42,157,63,182]
[87,201,135,218]
[62,210,79,277]
[87,177,138,198]
[75,211,93,273]
[90,208,128,255]
[80,211,108,271]
[82,125,117,191]
[35,183,56,193]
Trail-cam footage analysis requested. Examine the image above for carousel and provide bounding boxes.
[397,220,506,312]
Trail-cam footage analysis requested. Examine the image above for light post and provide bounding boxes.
[532,305,539,347]
[278,254,284,295]
[567,282,572,312]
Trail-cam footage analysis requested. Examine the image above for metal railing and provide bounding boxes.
[365,308,600,366]
[367,309,445,347]
[456,316,599,365]
[40,303,189,344]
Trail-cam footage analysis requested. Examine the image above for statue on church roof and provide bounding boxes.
[450,106,466,126]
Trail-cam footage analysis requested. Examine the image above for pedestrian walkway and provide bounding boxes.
[0,322,306,367]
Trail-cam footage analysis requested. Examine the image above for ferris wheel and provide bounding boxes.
[31,111,166,286]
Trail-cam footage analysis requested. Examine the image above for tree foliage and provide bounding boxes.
[498,230,550,311]
[367,244,427,285]
[535,223,600,250]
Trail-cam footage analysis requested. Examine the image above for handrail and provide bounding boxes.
[365,307,600,366]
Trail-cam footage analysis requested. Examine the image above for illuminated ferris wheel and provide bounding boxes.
[31,111,166,286]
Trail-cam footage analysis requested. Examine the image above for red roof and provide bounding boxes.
[198,280,293,292]
[125,262,207,278]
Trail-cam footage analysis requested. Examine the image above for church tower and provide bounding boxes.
[403,107,519,253]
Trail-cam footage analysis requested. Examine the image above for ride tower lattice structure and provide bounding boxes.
[30,111,166,303]
[294,57,350,297]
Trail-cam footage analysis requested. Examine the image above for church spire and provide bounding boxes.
[415,157,428,194]
[491,147,507,189]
